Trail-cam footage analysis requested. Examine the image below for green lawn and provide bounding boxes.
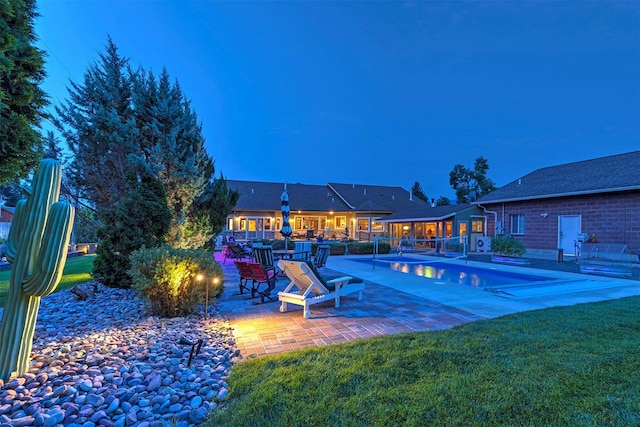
[0,254,95,307]
[209,296,640,427]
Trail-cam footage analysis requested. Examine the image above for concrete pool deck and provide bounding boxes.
[215,253,640,360]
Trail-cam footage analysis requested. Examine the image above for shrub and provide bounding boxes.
[490,235,526,257]
[269,239,294,250]
[330,243,347,256]
[310,242,346,256]
[343,241,391,255]
[377,242,391,254]
[129,245,223,317]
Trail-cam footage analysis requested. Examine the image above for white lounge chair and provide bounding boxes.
[277,260,365,319]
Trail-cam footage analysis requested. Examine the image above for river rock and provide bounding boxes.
[0,285,238,426]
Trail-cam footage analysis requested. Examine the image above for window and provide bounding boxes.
[371,219,384,232]
[458,222,467,237]
[264,217,272,231]
[471,220,483,233]
[357,218,370,231]
[335,216,346,229]
[227,218,233,230]
[294,216,325,230]
[510,214,525,234]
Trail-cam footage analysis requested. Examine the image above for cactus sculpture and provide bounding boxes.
[0,159,75,380]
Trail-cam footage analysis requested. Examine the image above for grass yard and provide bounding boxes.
[0,254,95,307]
[209,296,640,427]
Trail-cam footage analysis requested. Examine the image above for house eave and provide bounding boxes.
[378,213,456,223]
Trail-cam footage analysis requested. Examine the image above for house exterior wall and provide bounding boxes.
[0,208,13,240]
[482,190,640,254]
[0,208,13,222]
[226,210,361,240]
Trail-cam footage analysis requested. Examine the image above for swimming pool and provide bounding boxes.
[357,257,550,288]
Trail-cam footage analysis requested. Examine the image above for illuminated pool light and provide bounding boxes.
[359,258,551,288]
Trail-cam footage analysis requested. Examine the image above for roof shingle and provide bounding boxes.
[476,151,640,203]
[227,180,431,213]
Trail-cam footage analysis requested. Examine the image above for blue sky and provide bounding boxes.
[35,1,639,200]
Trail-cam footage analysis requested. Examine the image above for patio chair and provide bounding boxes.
[234,261,257,297]
[277,259,365,319]
[223,242,251,264]
[293,241,311,260]
[313,244,331,269]
[248,262,278,303]
[252,245,282,275]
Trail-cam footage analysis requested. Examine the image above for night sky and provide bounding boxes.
[36,1,640,200]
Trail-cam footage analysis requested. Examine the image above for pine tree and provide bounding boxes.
[93,160,171,288]
[55,37,137,212]
[54,37,235,288]
[410,181,428,202]
[0,182,23,206]
[192,175,239,249]
[133,68,213,248]
[0,0,48,184]
[43,131,63,160]
[435,196,451,206]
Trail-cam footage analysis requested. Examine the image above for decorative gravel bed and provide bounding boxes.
[0,284,239,427]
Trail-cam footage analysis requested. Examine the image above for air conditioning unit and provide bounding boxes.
[476,236,491,252]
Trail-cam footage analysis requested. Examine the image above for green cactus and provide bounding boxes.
[0,159,75,380]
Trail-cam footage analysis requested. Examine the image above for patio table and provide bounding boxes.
[273,249,311,260]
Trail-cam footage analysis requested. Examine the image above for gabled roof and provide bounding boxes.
[0,206,15,214]
[377,203,474,222]
[328,183,430,212]
[227,180,431,214]
[227,180,351,212]
[476,151,640,204]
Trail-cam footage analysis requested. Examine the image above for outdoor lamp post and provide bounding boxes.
[197,274,220,320]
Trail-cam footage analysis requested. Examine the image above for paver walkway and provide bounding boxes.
[215,254,484,359]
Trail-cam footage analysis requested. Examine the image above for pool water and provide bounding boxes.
[359,257,550,288]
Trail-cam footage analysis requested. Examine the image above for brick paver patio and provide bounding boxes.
[215,254,485,360]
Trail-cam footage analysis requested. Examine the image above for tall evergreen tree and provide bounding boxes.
[55,37,137,212]
[192,175,239,249]
[43,130,63,160]
[54,37,236,287]
[435,196,451,206]
[133,69,213,248]
[93,160,171,288]
[410,181,428,202]
[0,0,48,184]
[0,182,23,207]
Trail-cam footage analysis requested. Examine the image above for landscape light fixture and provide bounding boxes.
[197,274,220,320]
[178,337,204,366]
